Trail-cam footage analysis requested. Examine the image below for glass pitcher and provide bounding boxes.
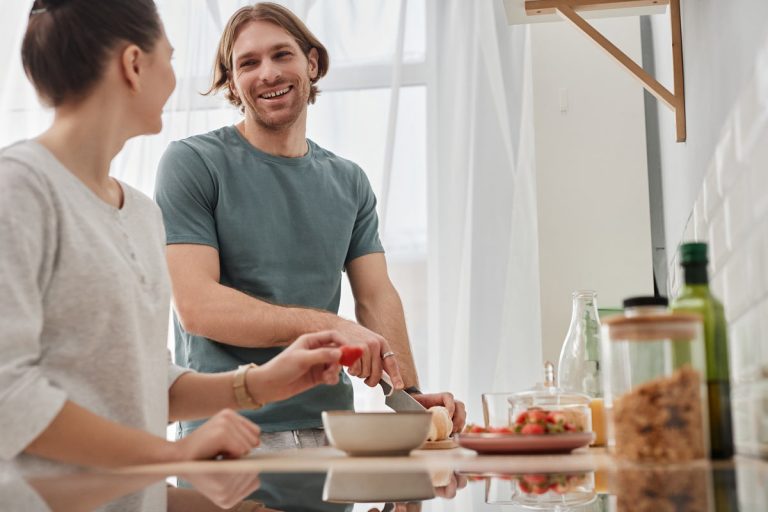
[558,290,604,445]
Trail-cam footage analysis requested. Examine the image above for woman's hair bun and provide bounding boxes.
[40,0,75,9]
[23,0,161,107]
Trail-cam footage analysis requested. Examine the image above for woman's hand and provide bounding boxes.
[177,472,263,510]
[247,331,348,405]
[173,409,261,461]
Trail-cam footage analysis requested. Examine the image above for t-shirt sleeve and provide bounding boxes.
[167,350,193,388]
[154,141,220,249]
[0,161,68,461]
[345,167,385,263]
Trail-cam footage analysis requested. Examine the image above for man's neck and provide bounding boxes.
[237,112,309,158]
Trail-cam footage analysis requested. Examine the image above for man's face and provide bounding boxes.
[230,20,318,131]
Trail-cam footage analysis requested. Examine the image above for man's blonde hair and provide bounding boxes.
[205,2,329,108]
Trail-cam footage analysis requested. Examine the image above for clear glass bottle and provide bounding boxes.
[558,291,602,396]
[558,291,604,445]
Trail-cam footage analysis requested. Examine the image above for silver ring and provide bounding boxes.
[382,351,396,360]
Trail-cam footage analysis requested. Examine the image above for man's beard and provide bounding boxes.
[243,81,308,131]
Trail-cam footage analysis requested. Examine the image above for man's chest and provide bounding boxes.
[213,171,359,266]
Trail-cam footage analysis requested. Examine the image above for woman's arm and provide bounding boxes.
[25,401,260,468]
[169,331,346,422]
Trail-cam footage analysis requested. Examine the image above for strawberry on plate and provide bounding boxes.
[521,423,545,435]
[526,409,548,423]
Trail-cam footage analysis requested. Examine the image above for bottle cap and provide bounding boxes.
[680,242,708,265]
[623,296,669,308]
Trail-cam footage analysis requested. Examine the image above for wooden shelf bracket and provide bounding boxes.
[525,0,686,142]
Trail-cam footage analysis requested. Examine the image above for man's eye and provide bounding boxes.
[275,51,292,59]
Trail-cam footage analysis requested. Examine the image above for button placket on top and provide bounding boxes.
[115,212,148,286]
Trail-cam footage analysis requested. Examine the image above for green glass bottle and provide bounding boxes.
[670,242,734,459]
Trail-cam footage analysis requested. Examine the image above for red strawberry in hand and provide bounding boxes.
[338,346,364,366]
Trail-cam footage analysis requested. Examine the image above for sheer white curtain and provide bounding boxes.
[425,0,542,424]
[0,1,543,423]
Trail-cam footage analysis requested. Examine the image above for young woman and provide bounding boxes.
[0,0,347,474]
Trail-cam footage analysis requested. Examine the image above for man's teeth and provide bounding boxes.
[261,87,290,99]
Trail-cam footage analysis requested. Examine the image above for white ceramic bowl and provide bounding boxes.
[322,469,435,502]
[322,411,432,456]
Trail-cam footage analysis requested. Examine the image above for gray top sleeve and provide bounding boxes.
[345,167,385,263]
[0,161,68,461]
[167,351,192,388]
[154,141,220,250]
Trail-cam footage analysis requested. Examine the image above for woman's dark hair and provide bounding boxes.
[22,0,163,106]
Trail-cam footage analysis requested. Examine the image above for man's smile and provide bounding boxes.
[259,85,293,100]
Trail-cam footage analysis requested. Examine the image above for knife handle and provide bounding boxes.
[379,372,394,397]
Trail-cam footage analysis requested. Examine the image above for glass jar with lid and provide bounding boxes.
[508,362,593,436]
[622,295,669,317]
[601,313,709,462]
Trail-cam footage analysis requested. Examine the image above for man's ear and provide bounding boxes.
[120,44,143,93]
[307,47,319,80]
[227,73,241,103]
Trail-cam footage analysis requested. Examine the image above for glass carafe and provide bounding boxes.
[558,290,604,444]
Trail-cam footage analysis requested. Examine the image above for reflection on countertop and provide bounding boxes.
[2,452,766,511]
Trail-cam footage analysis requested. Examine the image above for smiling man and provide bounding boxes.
[154,2,466,449]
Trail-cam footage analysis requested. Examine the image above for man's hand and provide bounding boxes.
[332,318,404,390]
[411,392,467,433]
[248,331,348,404]
[173,409,261,461]
[432,472,468,499]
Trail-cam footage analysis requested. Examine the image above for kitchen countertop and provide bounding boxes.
[3,447,766,511]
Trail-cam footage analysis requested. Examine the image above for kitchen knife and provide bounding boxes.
[379,373,427,412]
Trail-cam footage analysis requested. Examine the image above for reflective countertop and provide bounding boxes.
[2,447,766,511]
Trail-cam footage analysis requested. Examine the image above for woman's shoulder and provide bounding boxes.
[0,140,54,200]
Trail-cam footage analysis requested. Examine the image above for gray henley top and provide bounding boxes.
[0,140,189,475]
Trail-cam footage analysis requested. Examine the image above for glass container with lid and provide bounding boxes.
[484,471,596,509]
[601,312,709,462]
[623,295,669,317]
[508,362,593,435]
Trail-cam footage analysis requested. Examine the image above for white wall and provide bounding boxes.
[531,17,655,366]
[650,0,768,459]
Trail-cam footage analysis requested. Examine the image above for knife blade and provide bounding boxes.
[379,373,427,412]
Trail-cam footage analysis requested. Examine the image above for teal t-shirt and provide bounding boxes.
[154,126,384,433]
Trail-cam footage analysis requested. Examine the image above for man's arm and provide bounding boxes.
[166,244,405,388]
[346,253,419,388]
[168,244,338,347]
[347,253,467,432]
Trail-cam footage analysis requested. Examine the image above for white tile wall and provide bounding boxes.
[668,59,768,458]
[707,202,729,274]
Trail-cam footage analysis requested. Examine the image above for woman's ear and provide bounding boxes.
[121,44,143,93]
